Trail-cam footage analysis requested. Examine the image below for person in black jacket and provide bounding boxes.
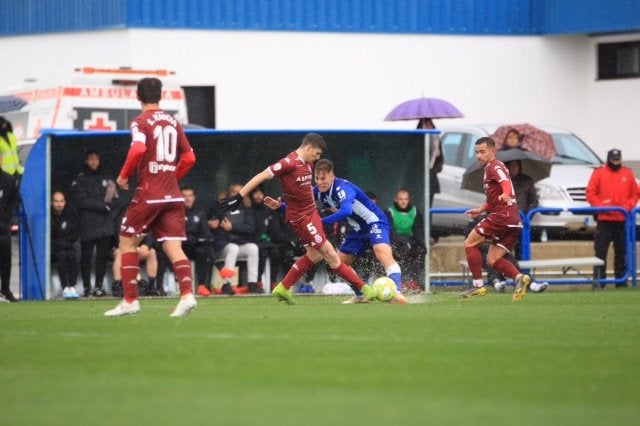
[70,149,117,297]
[51,190,80,299]
[0,155,19,302]
[181,186,215,296]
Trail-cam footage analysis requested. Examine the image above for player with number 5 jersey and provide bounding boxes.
[105,77,197,318]
[217,133,377,305]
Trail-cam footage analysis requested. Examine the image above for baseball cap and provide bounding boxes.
[607,149,621,161]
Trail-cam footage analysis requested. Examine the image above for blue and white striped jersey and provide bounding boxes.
[313,177,388,232]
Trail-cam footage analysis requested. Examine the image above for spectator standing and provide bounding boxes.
[586,149,639,288]
[418,118,443,244]
[71,149,116,297]
[386,188,426,290]
[181,186,216,296]
[0,154,19,302]
[104,77,197,317]
[0,116,24,185]
[51,190,81,299]
[218,133,376,304]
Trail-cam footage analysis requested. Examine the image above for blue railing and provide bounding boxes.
[430,207,638,287]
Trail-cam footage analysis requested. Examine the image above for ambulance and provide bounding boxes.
[2,66,189,142]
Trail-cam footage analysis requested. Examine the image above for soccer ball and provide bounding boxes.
[372,276,396,302]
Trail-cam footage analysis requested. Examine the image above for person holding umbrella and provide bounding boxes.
[460,137,531,302]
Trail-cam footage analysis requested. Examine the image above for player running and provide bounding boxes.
[105,77,197,317]
[461,137,531,302]
[218,133,377,305]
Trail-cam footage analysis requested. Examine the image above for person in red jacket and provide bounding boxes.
[586,149,639,288]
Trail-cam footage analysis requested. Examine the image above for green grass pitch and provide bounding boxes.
[1,289,639,426]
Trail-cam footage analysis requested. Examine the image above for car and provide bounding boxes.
[432,124,605,239]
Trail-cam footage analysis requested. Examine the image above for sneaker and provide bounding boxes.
[0,293,9,303]
[69,287,79,299]
[221,283,235,296]
[104,300,140,317]
[1,291,18,302]
[62,287,71,299]
[493,280,507,293]
[342,295,370,304]
[248,282,265,294]
[272,282,294,305]
[170,293,197,317]
[93,287,106,297]
[459,286,487,299]
[219,267,236,279]
[360,284,377,302]
[83,288,91,298]
[197,284,211,296]
[513,274,531,302]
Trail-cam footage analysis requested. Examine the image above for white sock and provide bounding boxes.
[472,279,484,288]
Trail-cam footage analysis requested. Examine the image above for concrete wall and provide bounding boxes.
[1,28,638,159]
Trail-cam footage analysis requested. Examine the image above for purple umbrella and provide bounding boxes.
[384,97,463,121]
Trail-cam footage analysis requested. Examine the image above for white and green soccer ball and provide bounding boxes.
[372,276,396,302]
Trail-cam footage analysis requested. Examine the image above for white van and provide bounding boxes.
[1,66,188,142]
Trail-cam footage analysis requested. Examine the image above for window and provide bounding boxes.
[598,41,640,80]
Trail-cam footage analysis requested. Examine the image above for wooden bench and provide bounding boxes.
[459,257,605,283]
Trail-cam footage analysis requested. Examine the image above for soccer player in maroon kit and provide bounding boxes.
[105,77,197,317]
[461,137,531,301]
[218,133,377,304]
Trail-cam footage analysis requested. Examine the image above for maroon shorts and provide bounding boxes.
[119,200,186,241]
[474,214,522,252]
[288,210,327,249]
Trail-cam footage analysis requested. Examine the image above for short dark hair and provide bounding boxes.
[314,158,334,174]
[475,137,496,148]
[84,148,101,159]
[137,77,162,104]
[301,133,327,151]
[180,185,195,193]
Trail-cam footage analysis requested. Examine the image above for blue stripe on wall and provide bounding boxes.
[1,0,638,37]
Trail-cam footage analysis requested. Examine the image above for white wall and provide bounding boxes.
[1,28,638,159]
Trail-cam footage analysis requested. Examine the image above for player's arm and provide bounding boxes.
[175,130,196,180]
[219,168,273,212]
[118,122,147,190]
[321,186,356,225]
[465,203,489,219]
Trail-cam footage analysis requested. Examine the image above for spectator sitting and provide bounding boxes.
[182,186,216,296]
[51,190,81,299]
[385,188,426,290]
[208,185,261,294]
[111,234,158,297]
[251,186,289,290]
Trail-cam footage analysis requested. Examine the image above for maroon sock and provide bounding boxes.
[331,263,366,290]
[492,257,520,280]
[464,246,484,280]
[282,255,315,289]
[173,259,193,296]
[121,252,139,302]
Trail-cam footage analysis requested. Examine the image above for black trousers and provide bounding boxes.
[80,236,112,290]
[53,247,79,288]
[183,243,214,287]
[593,220,626,283]
[0,238,11,294]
